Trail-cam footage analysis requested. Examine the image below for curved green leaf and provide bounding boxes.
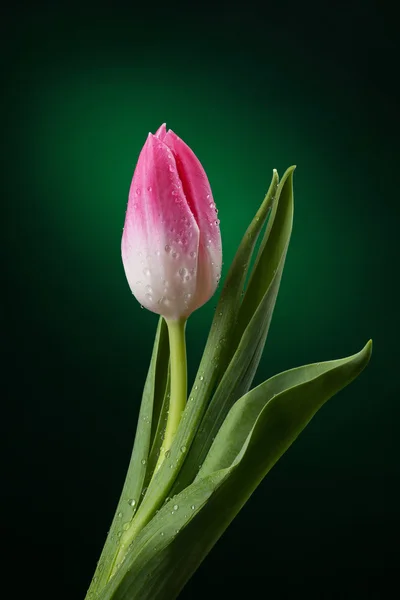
[85,317,169,597]
[97,340,371,600]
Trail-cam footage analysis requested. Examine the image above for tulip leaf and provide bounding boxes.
[172,167,294,493]
[144,367,171,488]
[86,317,169,596]
[97,341,371,600]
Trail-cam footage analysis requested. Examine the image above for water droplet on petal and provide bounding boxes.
[143,268,151,277]
[136,188,141,195]
[147,186,152,192]
[165,244,171,253]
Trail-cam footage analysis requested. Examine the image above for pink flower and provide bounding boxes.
[121,124,222,321]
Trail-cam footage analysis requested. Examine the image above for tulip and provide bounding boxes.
[121,123,222,322]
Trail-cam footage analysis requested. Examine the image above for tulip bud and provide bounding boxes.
[122,124,222,321]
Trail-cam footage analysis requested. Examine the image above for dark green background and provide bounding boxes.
[2,1,398,597]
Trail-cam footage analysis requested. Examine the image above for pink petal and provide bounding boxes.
[154,123,167,140]
[163,129,222,303]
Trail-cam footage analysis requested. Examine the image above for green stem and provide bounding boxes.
[109,317,187,577]
[156,318,187,468]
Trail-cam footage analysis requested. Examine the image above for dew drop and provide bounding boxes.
[133,202,138,209]
[178,267,189,280]
[165,450,171,458]
[136,188,141,195]
[160,531,165,536]
[128,499,136,507]
[145,284,153,292]
[147,186,152,192]
[199,376,204,381]
[172,190,178,196]
[194,385,198,390]
[173,504,179,510]
[168,165,174,172]
[118,511,123,518]
[191,505,195,510]
[180,445,187,453]
[141,459,146,465]
[123,522,130,531]
[165,244,171,253]
[117,531,122,537]
[143,268,151,277]
[145,293,153,301]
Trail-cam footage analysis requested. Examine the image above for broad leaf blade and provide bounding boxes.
[97,341,371,600]
[86,317,169,597]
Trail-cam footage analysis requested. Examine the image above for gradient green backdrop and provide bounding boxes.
[2,1,398,598]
